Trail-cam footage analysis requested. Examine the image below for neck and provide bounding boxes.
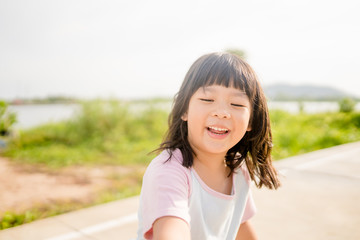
[193,151,229,176]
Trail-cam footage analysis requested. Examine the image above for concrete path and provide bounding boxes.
[1,141,359,240]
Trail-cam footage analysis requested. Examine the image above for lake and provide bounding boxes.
[8,101,360,129]
[8,104,81,129]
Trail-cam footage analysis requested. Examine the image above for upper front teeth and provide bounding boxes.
[209,126,228,131]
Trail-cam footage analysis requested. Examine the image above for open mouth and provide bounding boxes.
[207,126,230,135]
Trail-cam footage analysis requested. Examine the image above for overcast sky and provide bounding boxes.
[1,0,359,100]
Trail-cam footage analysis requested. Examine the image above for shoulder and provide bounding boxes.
[139,149,192,239]
[146,148,185,171]
[143,149,192,193]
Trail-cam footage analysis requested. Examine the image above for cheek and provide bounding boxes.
[187,104,205,120]
[187,114,202,130]
[245,110,252,123]
[235,111,252,129]
[186,111,206,135]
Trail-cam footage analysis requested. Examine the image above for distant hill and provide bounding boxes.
[264,83,353,101]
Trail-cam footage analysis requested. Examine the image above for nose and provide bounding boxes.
[211,104,231,119]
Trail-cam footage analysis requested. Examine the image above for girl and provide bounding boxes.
[137,52,280,240]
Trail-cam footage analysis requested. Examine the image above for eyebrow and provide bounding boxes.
[202,86,247,97]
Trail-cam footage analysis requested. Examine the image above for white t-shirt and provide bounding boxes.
[137,149,256,240]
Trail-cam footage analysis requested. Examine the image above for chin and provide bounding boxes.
[203,146,230,155]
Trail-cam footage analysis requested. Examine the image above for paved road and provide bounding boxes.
[1,141,359,240]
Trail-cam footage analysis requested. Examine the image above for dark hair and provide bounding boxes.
[156,52,280,189]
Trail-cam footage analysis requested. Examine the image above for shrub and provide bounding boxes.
[339,97,356,113]
[3,100,168,167]
[0,101,17,136]
[270,110,360,160]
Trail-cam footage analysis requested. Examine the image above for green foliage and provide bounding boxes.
[0,100,17,136]
[10,96,78,104]
[4,100,168,167]
[270,110,360,160]
[0,211,37,230]
[338,97,356,113]
[225,48,247,59]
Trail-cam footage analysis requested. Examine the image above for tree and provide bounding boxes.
[225,48,247,59]
[0,101,17,136]
[338,97,356,113]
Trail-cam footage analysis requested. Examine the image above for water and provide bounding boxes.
[7,101,360,129]
[269,101,360,113]
[8,104,81,129]
[269,101,334,114]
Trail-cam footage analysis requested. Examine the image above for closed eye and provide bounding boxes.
[199,98,214,102]
[231,103,245,107]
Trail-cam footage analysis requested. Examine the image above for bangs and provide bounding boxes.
[190,53,254,98]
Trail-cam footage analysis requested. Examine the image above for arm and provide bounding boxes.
[153,216,191,240]
[140,151,192,239]
[236,221,258,240]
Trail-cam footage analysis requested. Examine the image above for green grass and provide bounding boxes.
[3,100,168,168]
[1,100,360,229]
[270,110,360,159]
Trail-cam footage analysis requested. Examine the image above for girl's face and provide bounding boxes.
[182,84,252,158]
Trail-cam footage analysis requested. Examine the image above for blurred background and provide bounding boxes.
[0,0,359,232]
[1,0,360,101]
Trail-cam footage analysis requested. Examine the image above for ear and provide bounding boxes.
[181,112,188,121]
[246,121,252,131]
[246,124,251,132]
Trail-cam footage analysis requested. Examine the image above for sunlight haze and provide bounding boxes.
[1,0,359,100]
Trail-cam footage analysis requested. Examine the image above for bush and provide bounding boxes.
[3,100,168,167]
[270,110,360,160]
[0,211,37,230]
[0,101,17,136]
[339,97,356,113]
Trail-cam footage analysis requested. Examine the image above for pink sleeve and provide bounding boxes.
[240,164,257,223]
[140,151,191,239]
